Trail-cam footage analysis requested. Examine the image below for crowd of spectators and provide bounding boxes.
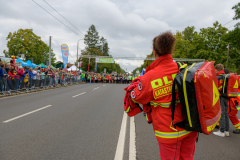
[0,60,140,95]
[0,61,82,94]
[80,72,140,84]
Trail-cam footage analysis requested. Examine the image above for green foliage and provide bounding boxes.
[133,21,240,74]
[3,29,56,65]
[80,25,124,73]
[132,52,154,74]
[100,37,109,56]
[232,2,240,20]
[173,21,240,73]
[84,25,100,49]
[80,48,103,72]
[98,63,125,74]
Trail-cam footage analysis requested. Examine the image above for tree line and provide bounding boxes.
[133,2,240,74]
[3,25,125,73]
[3,29,56,65]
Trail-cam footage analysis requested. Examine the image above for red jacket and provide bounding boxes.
[230,88,240,110]
[130,54,197,144]
[15,69,24,79]
[8,71,15,79]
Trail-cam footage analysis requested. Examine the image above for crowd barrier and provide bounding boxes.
[0,75,82,95]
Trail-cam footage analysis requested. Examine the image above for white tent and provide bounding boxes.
[67,65,79,71]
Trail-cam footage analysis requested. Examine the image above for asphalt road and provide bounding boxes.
[0,83,239,160]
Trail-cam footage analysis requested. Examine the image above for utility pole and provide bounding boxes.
[227,42,229,69]
[77,40,79,67]
[49,36,51,67]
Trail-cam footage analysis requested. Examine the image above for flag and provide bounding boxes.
[61,44,69,69]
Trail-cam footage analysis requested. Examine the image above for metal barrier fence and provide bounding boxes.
[0,75,82,95]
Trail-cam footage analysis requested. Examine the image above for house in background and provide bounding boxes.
[55,61,74,69]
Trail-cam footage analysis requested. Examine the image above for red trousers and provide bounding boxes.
[158,134,197,160]
[229,106,240,130]
[216,100,240,129]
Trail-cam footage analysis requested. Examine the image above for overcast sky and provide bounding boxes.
[0,0,239,72]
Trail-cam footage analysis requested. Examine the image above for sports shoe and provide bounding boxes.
[224,131,230,137]
[213,130,225,137]
[233,129,240,134]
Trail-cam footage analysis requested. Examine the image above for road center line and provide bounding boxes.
[93,87,99,90]
[114,112,127,160]
[129,117,136,160]
[3,105,52,123]
[72,92,86,98]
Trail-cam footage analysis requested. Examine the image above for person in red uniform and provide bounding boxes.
[223,68,240,134]
[125,32,197,160]
[229,95,240,133]
[213,64,229,137]
[10,55,16,69]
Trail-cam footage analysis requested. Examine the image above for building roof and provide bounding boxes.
[67,63,74,68]
[55,61,74,68]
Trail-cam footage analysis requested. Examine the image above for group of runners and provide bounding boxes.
[81,72,140,84]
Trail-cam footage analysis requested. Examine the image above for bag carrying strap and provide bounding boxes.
[229,98,231,112]
[217,74,223,80]
[171,78,178,130]
[170,62,188,131]
[176,62,187,71]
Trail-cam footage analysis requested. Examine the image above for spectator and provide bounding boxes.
[15,66,24,91]
[7,67,16,92]
[41,69,45,87]
[0,64,6,94]
[23,71,29,90]
[5,63,10,73]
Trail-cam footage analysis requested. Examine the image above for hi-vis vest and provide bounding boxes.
[221,74,239,98]
[130,54,197,144]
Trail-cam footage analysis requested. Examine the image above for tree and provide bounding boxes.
[224,27,240,73]
[100,36,109,56]
[84,25,100,49]
[232,2,240,20]
[80,25,124,73]
[3,29,56,65]
[80,48,104,72]
[133,21,240,73]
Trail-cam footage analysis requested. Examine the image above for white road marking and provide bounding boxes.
[93,87,99,90]
[72,92,86,98]
[3,105,52,123]
[103,84,106,86]
[114,112,128,160]
[129,117,136,160]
